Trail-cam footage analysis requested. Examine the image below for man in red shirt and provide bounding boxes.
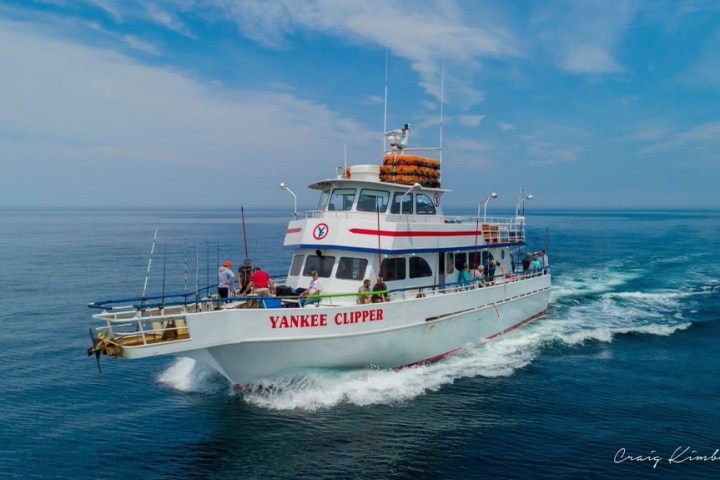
[243,267,272,297]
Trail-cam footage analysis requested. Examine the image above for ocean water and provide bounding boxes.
[1,207,719,479]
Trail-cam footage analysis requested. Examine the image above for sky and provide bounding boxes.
[1,0,719,211]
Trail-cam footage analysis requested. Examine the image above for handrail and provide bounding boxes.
[91,270,549,315]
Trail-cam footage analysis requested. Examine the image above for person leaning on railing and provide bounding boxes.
[372,276,390,303]
[357,279,372,304]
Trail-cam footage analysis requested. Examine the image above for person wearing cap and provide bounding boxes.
[299,271,322,306]
[243,266,272,297]
[217,260,236,300]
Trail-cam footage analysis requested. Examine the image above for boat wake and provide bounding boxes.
[156,264,704,410]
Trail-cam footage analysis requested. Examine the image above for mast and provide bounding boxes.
[383,50,389,153]
[439,59,445,163]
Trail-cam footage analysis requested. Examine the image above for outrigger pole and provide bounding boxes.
[140,229,158,309]
[183,238,188,304]
[241,206,249,259]
[240,206,252,289]
[195,240,200,310]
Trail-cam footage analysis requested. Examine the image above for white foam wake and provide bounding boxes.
[155,259,704,410]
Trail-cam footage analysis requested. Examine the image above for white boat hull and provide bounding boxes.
[119,275,550,385]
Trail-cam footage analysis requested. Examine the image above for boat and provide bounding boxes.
[87,124,551,387]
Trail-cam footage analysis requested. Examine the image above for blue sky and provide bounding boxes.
[1,1,719,210]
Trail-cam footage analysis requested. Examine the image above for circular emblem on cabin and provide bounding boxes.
[433,193,441,207]
[313,223,329,240]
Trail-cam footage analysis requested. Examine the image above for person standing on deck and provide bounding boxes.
[541,250,549,274]
[218,261,235,300]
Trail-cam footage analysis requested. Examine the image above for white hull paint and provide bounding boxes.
[120,275,550,385]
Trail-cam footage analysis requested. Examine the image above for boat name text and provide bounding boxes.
[269,309,384,329]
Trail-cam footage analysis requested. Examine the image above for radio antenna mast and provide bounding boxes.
[383,50,389,153]
[439,60,445,163]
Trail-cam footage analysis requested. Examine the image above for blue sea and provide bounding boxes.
[1,207,719,479]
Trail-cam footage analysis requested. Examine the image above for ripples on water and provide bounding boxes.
[2,208,719,479]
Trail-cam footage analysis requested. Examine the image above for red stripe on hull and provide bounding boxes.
[349,228,480,238]
[286,228,302,234]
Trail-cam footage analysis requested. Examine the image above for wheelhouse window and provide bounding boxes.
[409,256,432,278]
[390,192,413,214]
[290,255,304,276]
[303,255,335,277]
[415,194,436,215]
[357,189,390,212]
[328,188,356,211]
[336,257,368,280]
[317,191,330,211]
[381,257,406,281]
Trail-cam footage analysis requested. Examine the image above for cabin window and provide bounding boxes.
[468,251,483,269]
[390,192,413,214]
[317,191,330,211]
[290,255,304,275]
[328,188,356,211]
[415,194,436,215]
[303,255,335,277]
[446,253,454,274]
[336,257,368,280]
[454,252,467,271]
[357,189,390,212]
[380,257,406,281]
[409,256,432,278]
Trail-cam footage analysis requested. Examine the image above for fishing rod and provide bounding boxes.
[161,241,167,311]
[183,238,188,304]
[195,240,200,311]
[241,206,249,261]
[205,242,210,298]
[140,229,159,308]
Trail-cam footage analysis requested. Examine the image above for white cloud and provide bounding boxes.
[86,0,124,23]
[188,0,519,107]
[639,121,720,155]
[497,122,514,132]
[0,20,377,206]
[532,1,636,75]
[122,34,161,55]
[457,115,485,128]
[525,142,580,165]
[140,1,197,39]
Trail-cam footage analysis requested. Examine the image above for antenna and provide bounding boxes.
[439,60,445,163]
[383,50,389,153]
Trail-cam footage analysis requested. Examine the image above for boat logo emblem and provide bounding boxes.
[313,223,329,240]
[433,193,440,207]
